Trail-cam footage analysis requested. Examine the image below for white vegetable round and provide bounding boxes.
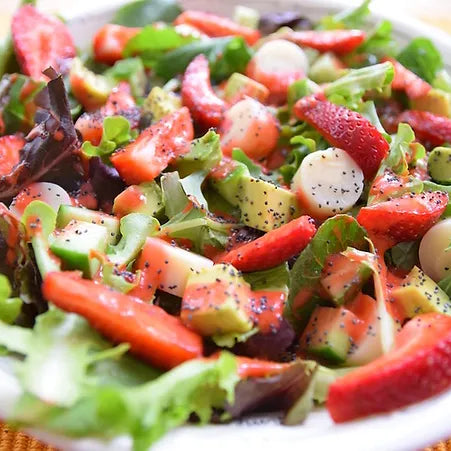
[291,147,364,218]
[253,39,309,75]
[419,218,451,282]
[10,182,72,217]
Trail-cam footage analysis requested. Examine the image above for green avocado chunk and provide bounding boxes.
[410,88,451,117]
[428,147,451,185]
[181,264,254,336]
[392,266,451,318]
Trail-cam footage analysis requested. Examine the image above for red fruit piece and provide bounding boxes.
[382,57,431,99]
[181,54,227,129]
[328,313,451,422]
[0,135,25,176]
[42,271,203,370]
[92,24,141,65]
[294,94,389,179]
[283,29,366,54]
[357,191,448,244]
[75,82,140,146]
[174,10,261,45]
[111,107,194,184]
[220,216,316,272]
[397,110,451,146]
[11,5,76,81]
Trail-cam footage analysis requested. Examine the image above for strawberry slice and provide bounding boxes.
[181,54,227,129]
[174,10,261,45]
[0,135,25,176]
[42,271,203,370]
[328,313,451,422]
[92,24,141,65]
[111,107,194,184]
[11,5,76,81]
[357,191,447,245]
[282,29,366,54]
[294,94,389,179]
[397,110,451,146]
[382,57,431,99]
[220,216,316,272]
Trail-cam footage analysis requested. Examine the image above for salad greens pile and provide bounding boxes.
[1,0,451,448]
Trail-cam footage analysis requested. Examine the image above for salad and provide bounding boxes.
[1,0,451,448]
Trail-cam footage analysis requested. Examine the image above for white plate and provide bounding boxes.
[2,1,451,450]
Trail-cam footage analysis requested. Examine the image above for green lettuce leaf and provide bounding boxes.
[154,37,252,81]
[232,148,280,184]
[0,274,21,325]
[244,263,290,293]
[285,215,368,332]
[439,274,451,298]
[12,352,238,451]
[325,61,394,108]
[0,74,45,134]
[386,241,420,272]
[287,78,321,111]
[175,130,222,177]
[357,20,397,57]
[124,26,195,68]
[180,171,210,209]
[113,0,182,27]
[82,116,134,162]
[104,58,147,97]
[397,37,443,83]
[433,70,451,93]
[423,181,451,218]
[161,171,190,218]
[318,0,370,30]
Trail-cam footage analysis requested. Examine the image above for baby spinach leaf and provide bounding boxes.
[113,0,182,27]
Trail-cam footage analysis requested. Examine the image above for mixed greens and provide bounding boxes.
[2,0,451,448]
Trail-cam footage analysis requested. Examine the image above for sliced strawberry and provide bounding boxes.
[181,54,227,129]
[397,110,451,146]
[92,24,141,65]
[75,82,140,146]
[328,313,451,422]
[381,57,431,99]
[42,271,203,369]
[220,216,316,272]
[282,29,366,54]
[0,135,25,176]
[11,5,76,81]
[294,94,389,179]
[174,10,261,45]
[111,107,194,184]
[357,191,447,244]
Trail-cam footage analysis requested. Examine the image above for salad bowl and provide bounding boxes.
[1,1,451,450]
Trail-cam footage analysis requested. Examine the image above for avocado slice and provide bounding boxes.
[237,176,300,232]
[320,253,372,305]
[428,147,451,185]
[107,213,159,267]
[300,305,358,364]
[57,205,120,244]
[50,220,108,278]
[410,88,451,117]
[392,266,451,318]
[181,263,254,336]
[143,86,181,122]
[309,53,346,84]
[174,130,222,177]
[21,201,61,278]
[209,159,250,205]
[112,182,164,219]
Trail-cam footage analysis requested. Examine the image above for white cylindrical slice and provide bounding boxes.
[220,97,279,159]
[419,218,451,282]
[253,39,309,75]
[10,182,72,218]
[292,147,364,218]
